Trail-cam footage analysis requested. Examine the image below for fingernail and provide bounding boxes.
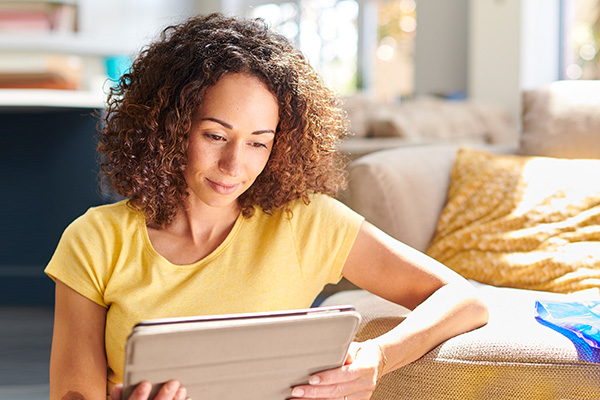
[309,375,321,384]
[176,387,187,400]
[166,380,179,392]
[291,388,304,397]
[138,381,152,394]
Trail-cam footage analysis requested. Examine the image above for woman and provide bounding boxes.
[46,13,488,400]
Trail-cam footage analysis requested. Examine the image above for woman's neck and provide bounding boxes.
[146,200,242,265]
[179,199,241,242]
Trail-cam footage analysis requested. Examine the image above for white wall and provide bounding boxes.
[520,0,561,89]
[195,0,227,14]
[469,0,522,124]
[469,0,561,128]
[413,0,470,98]
[79,0,197,54]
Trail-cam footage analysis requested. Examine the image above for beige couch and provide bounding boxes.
[324,80,600,399]
[338,94,518,160]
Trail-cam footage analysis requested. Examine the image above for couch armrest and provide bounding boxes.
[323,287,600,400]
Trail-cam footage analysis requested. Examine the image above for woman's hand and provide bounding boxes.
[290,341,385,400]
[110,380,187,400]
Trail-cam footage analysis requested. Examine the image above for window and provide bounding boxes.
[250,0,359,94]
[561,0,600,79]
[241,0,416,100]
[374,0,416,102]
[250,0,359,95]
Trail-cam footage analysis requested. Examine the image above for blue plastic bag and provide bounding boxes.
[535,300,600,349]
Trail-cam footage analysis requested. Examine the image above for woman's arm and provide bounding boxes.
[291,221,489,399]
[50,279,108,400]
[51,280,188,400]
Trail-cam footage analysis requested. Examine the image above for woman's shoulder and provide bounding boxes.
[78,199,136,220]
[257,193,362,225]
[290,192,357,215]
[286,192,337,210]
[253,193,335,218]
[67,199,142,235]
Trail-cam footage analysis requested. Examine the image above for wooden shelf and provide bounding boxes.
[0,88,106,109]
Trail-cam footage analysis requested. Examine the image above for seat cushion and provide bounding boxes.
[323,286,600,400]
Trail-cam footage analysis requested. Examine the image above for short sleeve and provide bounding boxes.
[45,208,113,308]
[289,194,364,284]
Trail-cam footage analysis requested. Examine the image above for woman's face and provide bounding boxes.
[184,73,279,211]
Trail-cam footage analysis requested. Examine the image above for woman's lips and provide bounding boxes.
[206,178,240,195]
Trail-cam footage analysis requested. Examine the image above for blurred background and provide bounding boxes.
[0,0,599,397]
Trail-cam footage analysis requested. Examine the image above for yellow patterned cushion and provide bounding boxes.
[426,148,600,293]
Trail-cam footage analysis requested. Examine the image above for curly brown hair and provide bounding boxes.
[98,13,350,227]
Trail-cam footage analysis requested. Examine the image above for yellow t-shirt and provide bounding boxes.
[45,193,363,391]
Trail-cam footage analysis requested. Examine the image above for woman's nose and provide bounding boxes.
[218,143,243,177]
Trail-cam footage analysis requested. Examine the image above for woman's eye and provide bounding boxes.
[205,133,225,141]
[250,142,268,149]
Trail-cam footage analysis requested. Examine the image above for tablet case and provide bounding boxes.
[122,305,361,400]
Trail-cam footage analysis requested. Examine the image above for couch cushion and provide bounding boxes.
[426,147,600,293]
[344,145,461,252]
[520,80,600,159]
[323,286,600,400]
[344,144,517,252]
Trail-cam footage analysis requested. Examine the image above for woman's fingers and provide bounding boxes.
[153,380,187,400]
[111,380,186,400]
[110,383,124,400]
[290,364,375,398]
[175,386,187,400]
[290,388,374,400]
[290,341,382,399]
[290,376,371,399]
[124,381,152,400]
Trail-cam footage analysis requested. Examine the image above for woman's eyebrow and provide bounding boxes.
[252,129,276,136]
[201,117,275,135]
[201,117,233,129]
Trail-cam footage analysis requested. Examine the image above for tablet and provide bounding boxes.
[122,305,361,400]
